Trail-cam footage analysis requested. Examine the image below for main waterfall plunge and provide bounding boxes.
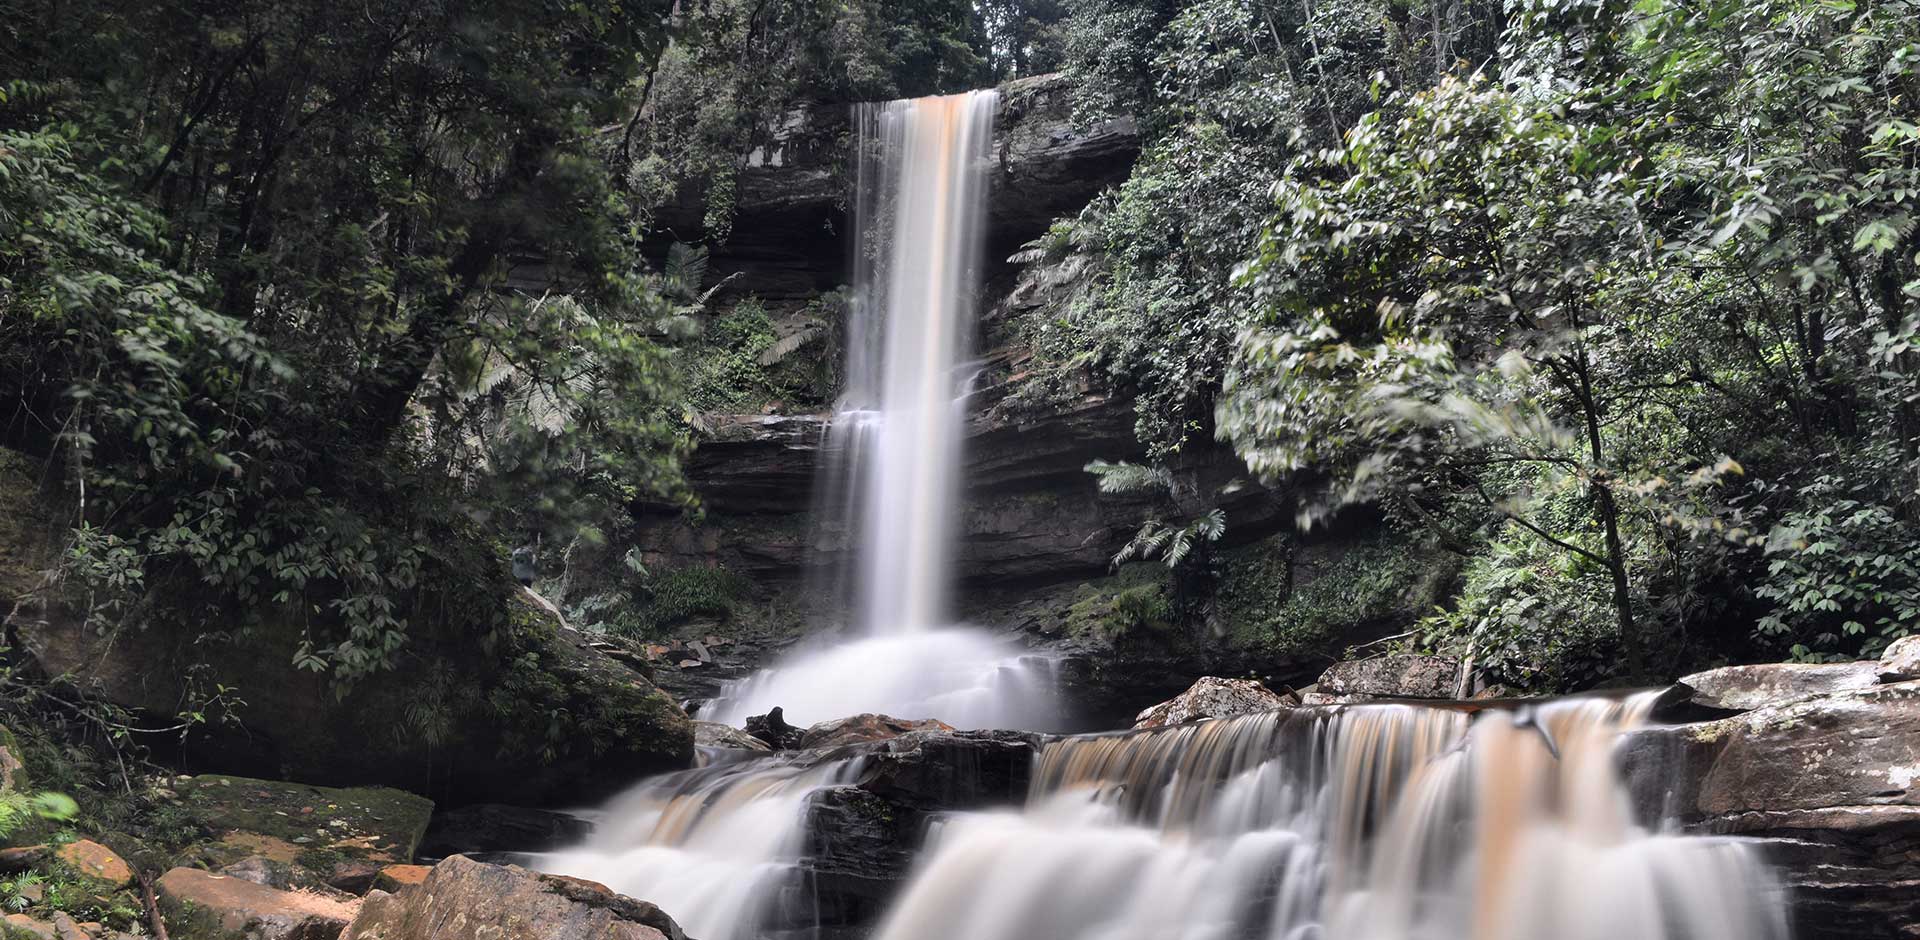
[536,90,1794,940]
[703,90,1058,732]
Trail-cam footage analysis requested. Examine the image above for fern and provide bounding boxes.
[1088,462,1233,570]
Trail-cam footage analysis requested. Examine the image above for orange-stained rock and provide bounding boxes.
[56,839,133,888]
[2,912,55,939]
[157,866,357,939]
[371,864,430,894]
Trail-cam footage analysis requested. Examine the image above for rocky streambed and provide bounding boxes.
[1,641,1912,940]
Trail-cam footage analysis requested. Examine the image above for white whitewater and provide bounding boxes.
[704,90,1060,731]
[537,754,860,940]
[874,695,1792,940]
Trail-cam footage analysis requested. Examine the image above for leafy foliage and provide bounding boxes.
[1087,460,1231,569]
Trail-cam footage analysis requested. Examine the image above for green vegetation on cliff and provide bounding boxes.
[1017,0,1920,688]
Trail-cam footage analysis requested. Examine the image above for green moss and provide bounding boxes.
[174,774,433,864]
[1064,566,1174,640]
[626,565,751,636]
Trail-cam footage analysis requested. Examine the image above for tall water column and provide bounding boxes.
[704,91,1058,731]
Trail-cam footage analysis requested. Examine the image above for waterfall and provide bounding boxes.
[703,91,1059,731]
[872,694,1791,940]
[537,88,1793,940]
[535,753,863,940]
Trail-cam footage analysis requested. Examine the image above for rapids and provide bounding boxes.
[875,695,1788,940]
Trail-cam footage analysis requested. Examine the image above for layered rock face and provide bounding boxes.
[636,396,1282,590]
[643,73,1140,303]
[1621,656,1920,940]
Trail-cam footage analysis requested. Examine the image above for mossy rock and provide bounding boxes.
[14,582,692,806]
[174,774,433,870]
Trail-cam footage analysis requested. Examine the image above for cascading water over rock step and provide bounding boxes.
[875,696,1788,940]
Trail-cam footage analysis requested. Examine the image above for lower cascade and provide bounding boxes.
[537,754,864,940]
[876,695,1787,940]
[539,693,1791,940]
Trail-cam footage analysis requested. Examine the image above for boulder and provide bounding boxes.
[1317,654,1460,699]
[8,595,692,807]
[1676,661,1881,711]
[744,707,805,750]
[174,775,434,875]
[53,840,132,889]
[0,845,49,872]
[0,913,54,939]
[1133,677,1292,729]
[324,861,382,896]
[1617,679,1920,940]
[157,866,357,940]
[692,720,771,752]
[417,804,591,860]
[341,855,685,940]
[794,729,1043,933]
[797,714,956,750]
[1880,635,1920,682]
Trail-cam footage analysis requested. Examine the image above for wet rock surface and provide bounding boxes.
[784,729,1043,934]
[798,714,956,750]
[693,720,773,752]
[342,855,685,940]
[1620,677,1920,940]
[417,804,591,861]
[1675,661,1882,711]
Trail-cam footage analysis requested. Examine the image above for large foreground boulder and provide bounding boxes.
[1619,679,1920,940]
[342,855,684,940]
[158,866,357,940]
[1133,677,1292,729]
